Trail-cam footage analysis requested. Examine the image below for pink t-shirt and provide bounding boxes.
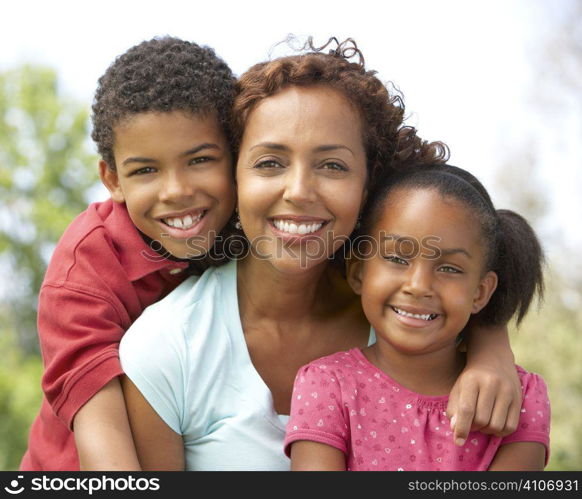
[284,349,550,471]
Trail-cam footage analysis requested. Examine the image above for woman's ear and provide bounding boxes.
[346,257,365,295]
[471,271,498,314]
[99,160,125,203]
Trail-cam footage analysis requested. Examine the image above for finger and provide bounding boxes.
[485,393,513,436]
[471,385,496,433]
[500,399,521,437]
[452,382,479,446]
[446,382,461,421]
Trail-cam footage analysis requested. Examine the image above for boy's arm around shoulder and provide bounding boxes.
[73,377,141,470]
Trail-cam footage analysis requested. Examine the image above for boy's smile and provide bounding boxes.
[100,110,235,259]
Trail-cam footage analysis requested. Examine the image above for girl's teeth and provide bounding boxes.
[273,220,324,234]
[393,307,437,321]
[164,212,204,229]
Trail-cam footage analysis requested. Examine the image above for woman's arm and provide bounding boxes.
[488,442,546,471]
[290,441,346,471]
[73,377,140,470]
[447,324,521,446]
[120,375,185,471]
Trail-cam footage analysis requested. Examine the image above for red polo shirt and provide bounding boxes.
[20,199,190,470]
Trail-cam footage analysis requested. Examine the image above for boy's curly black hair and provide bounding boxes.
[91,36,236,169]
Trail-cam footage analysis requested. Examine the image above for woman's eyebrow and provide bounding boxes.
[249,142,354,156]
[249,142,289,152]
[314,144,355,156]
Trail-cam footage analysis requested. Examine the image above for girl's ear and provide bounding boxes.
[346,257,365,295]
[99,160,125,203]
[471,271,498,314]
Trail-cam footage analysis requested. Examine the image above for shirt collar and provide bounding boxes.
[107,200,190,282]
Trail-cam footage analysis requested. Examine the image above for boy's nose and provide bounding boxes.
[282,164,317,206]
[159,170,193,202]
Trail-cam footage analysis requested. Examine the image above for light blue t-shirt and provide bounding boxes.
[119,258,375,471]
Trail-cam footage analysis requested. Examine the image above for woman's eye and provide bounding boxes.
[254,159,282,169]
[320,161,348,172]
[130,167,156,176]
[384,255,408,265]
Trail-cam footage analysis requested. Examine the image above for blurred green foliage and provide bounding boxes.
[0,65,98,469]
[0,65,98,354]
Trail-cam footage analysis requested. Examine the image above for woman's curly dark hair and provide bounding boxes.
[91,36,236,169]
[232,37,449,184]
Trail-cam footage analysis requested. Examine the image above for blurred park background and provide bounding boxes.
[1,0,581,470]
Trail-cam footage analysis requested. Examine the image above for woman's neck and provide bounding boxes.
[364,340,466,397]
[237,255,343,325]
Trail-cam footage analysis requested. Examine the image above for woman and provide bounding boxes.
[119,39,521,470]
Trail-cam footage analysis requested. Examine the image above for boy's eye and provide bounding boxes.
[189,156,213,165]
[384,255,408,265]
[130,166,156,176]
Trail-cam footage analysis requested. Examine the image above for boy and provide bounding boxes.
[20,36,236,470]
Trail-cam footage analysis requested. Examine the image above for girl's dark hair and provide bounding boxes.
[232,37,449,185]
[91,36,236,169]
[360,164,545,326]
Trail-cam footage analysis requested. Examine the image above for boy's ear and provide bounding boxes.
[471,271,498,314]
[99,160,125,203]
[346,257,365,296]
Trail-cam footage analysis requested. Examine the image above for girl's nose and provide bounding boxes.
[402,263,434,298]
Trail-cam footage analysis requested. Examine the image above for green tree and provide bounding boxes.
[0,65,98,469]
[0,65,99,354]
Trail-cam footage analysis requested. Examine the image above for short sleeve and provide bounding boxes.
[284,362,349,457]
[501,371,551,464]
[119,305,188,435]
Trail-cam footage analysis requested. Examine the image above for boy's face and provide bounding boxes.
[100,110,235,259]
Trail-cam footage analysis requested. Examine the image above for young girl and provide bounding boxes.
[284,164,550,471]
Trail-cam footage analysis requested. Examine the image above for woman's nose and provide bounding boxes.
[282,164,317,205]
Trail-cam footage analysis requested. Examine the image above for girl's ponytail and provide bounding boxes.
[477,209,545,326]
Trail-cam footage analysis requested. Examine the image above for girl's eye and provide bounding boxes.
[384,255,408,265]
[439,265,462,274]
[130,166,156,176]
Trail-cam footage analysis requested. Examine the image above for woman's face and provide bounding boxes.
[236,85,368,274]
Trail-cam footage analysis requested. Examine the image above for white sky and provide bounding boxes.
[2,0,581,251]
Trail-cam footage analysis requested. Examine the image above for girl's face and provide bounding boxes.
[236,85,368,274]
[349,188,497,356]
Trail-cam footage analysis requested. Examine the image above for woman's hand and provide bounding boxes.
[447,324,521,446]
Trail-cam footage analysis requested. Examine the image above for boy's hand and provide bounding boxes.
[447,323,521,446]
[447,366,521,446]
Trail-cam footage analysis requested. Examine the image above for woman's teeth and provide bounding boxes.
[273,220,323,235]
[163,211,205,229]
[392,306,438,321]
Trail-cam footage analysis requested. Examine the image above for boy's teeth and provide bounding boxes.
[164,212,204,229]
[393,307,437,321]
[273,220,323,234]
